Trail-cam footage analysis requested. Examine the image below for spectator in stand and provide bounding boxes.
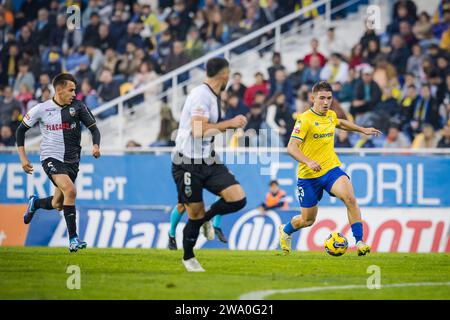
[269,69,295,111]
[133,61,159,103]
[320,53,349,85]
[399,20,418,50]
[162,40,190,100]
[224,93,249,120]
[363,38,381,66]
[410,83,442,134]
[400,84,418,125]
[34,8,52,48]
[360,22,380,51]
[265,93,295,147]
[17,25,36,56]
[0,86,21,124]
[16,83,33,112]
[388,34,410,75]
[335,129,353,148]
[50,14,68,48]
[0,42,20,87]
[97,68,121,118]
[157,30,173,67]
[192,8,209,41]
[184,27,204,60]
[206,7,230,45]
[227,72,247,101]
[412,123,441,148]
[301,54,322,90]
[75,55,96,90]
[98,23,114,53]
[77,78,99,111]
[83,12,101,47]
[437,123,450,148]
[288,59,306,91]
[351,65,382,117]
[413,11,433,43]
[222,0,244,31]
[244,103,265,147]
[244,72,269,107]
[320,27,349,58]
[166,11,187,42]
[8,107,22,134]
[387,2,416,37]
[118,41,142,80]
[13,60,34,96]
[102,47,120,75]
[432,8,450,40]
[304,38,326,67]
[267,52,286,89]
[85,42,105,74]
[349,43,364,69]
[0,124,14,146]
[407,43,425,79]
[383,122,411,148]
[373,56,399,91]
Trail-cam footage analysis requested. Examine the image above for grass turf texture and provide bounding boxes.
[0,247,449,300]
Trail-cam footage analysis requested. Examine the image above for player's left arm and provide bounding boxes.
[336,118,382,136]
[79,103,101,158]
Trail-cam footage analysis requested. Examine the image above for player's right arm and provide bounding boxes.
[15,106,41,174]
[287,117,321,172]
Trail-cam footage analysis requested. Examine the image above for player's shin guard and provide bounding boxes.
[63,205,78,239]
[34,196,54,210]
[204,197,247,222]
[351,222,363,243]
[182,219,203,261]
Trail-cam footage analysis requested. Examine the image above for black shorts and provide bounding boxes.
[41,157,79,187]
[172,158,239,204]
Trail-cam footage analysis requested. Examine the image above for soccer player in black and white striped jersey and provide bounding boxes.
[16,73,101,253]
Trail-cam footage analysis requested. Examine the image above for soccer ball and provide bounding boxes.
[324,232,348,256]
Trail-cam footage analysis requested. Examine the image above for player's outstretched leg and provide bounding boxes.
[168,204,185,250]
[330,175,370,256]
[212,215,227,243]
[279,206,318,254]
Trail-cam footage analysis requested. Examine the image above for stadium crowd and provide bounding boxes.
[0,0,449,149]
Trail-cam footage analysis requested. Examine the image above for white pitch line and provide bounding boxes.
[239,282,450,300]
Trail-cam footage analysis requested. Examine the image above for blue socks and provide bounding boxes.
[351,222,363,243]
[283,222,297,235]
[169,206,183,237]
[212,214,222,228]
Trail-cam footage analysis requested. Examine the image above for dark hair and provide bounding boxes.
[269,180,279,186]
[206,57,229,77]
[312,81,333,94]
[52,73,77,88]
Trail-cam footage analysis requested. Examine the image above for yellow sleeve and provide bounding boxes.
[291,116,310,141]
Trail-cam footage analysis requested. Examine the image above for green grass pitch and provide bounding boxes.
[0,247,449,300]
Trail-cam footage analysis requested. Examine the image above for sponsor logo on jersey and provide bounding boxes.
[69,107,76,117]
[313,132,334,139]
[45,123,72,131]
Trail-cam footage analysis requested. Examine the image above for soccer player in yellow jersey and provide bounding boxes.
[279,81,381,256]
